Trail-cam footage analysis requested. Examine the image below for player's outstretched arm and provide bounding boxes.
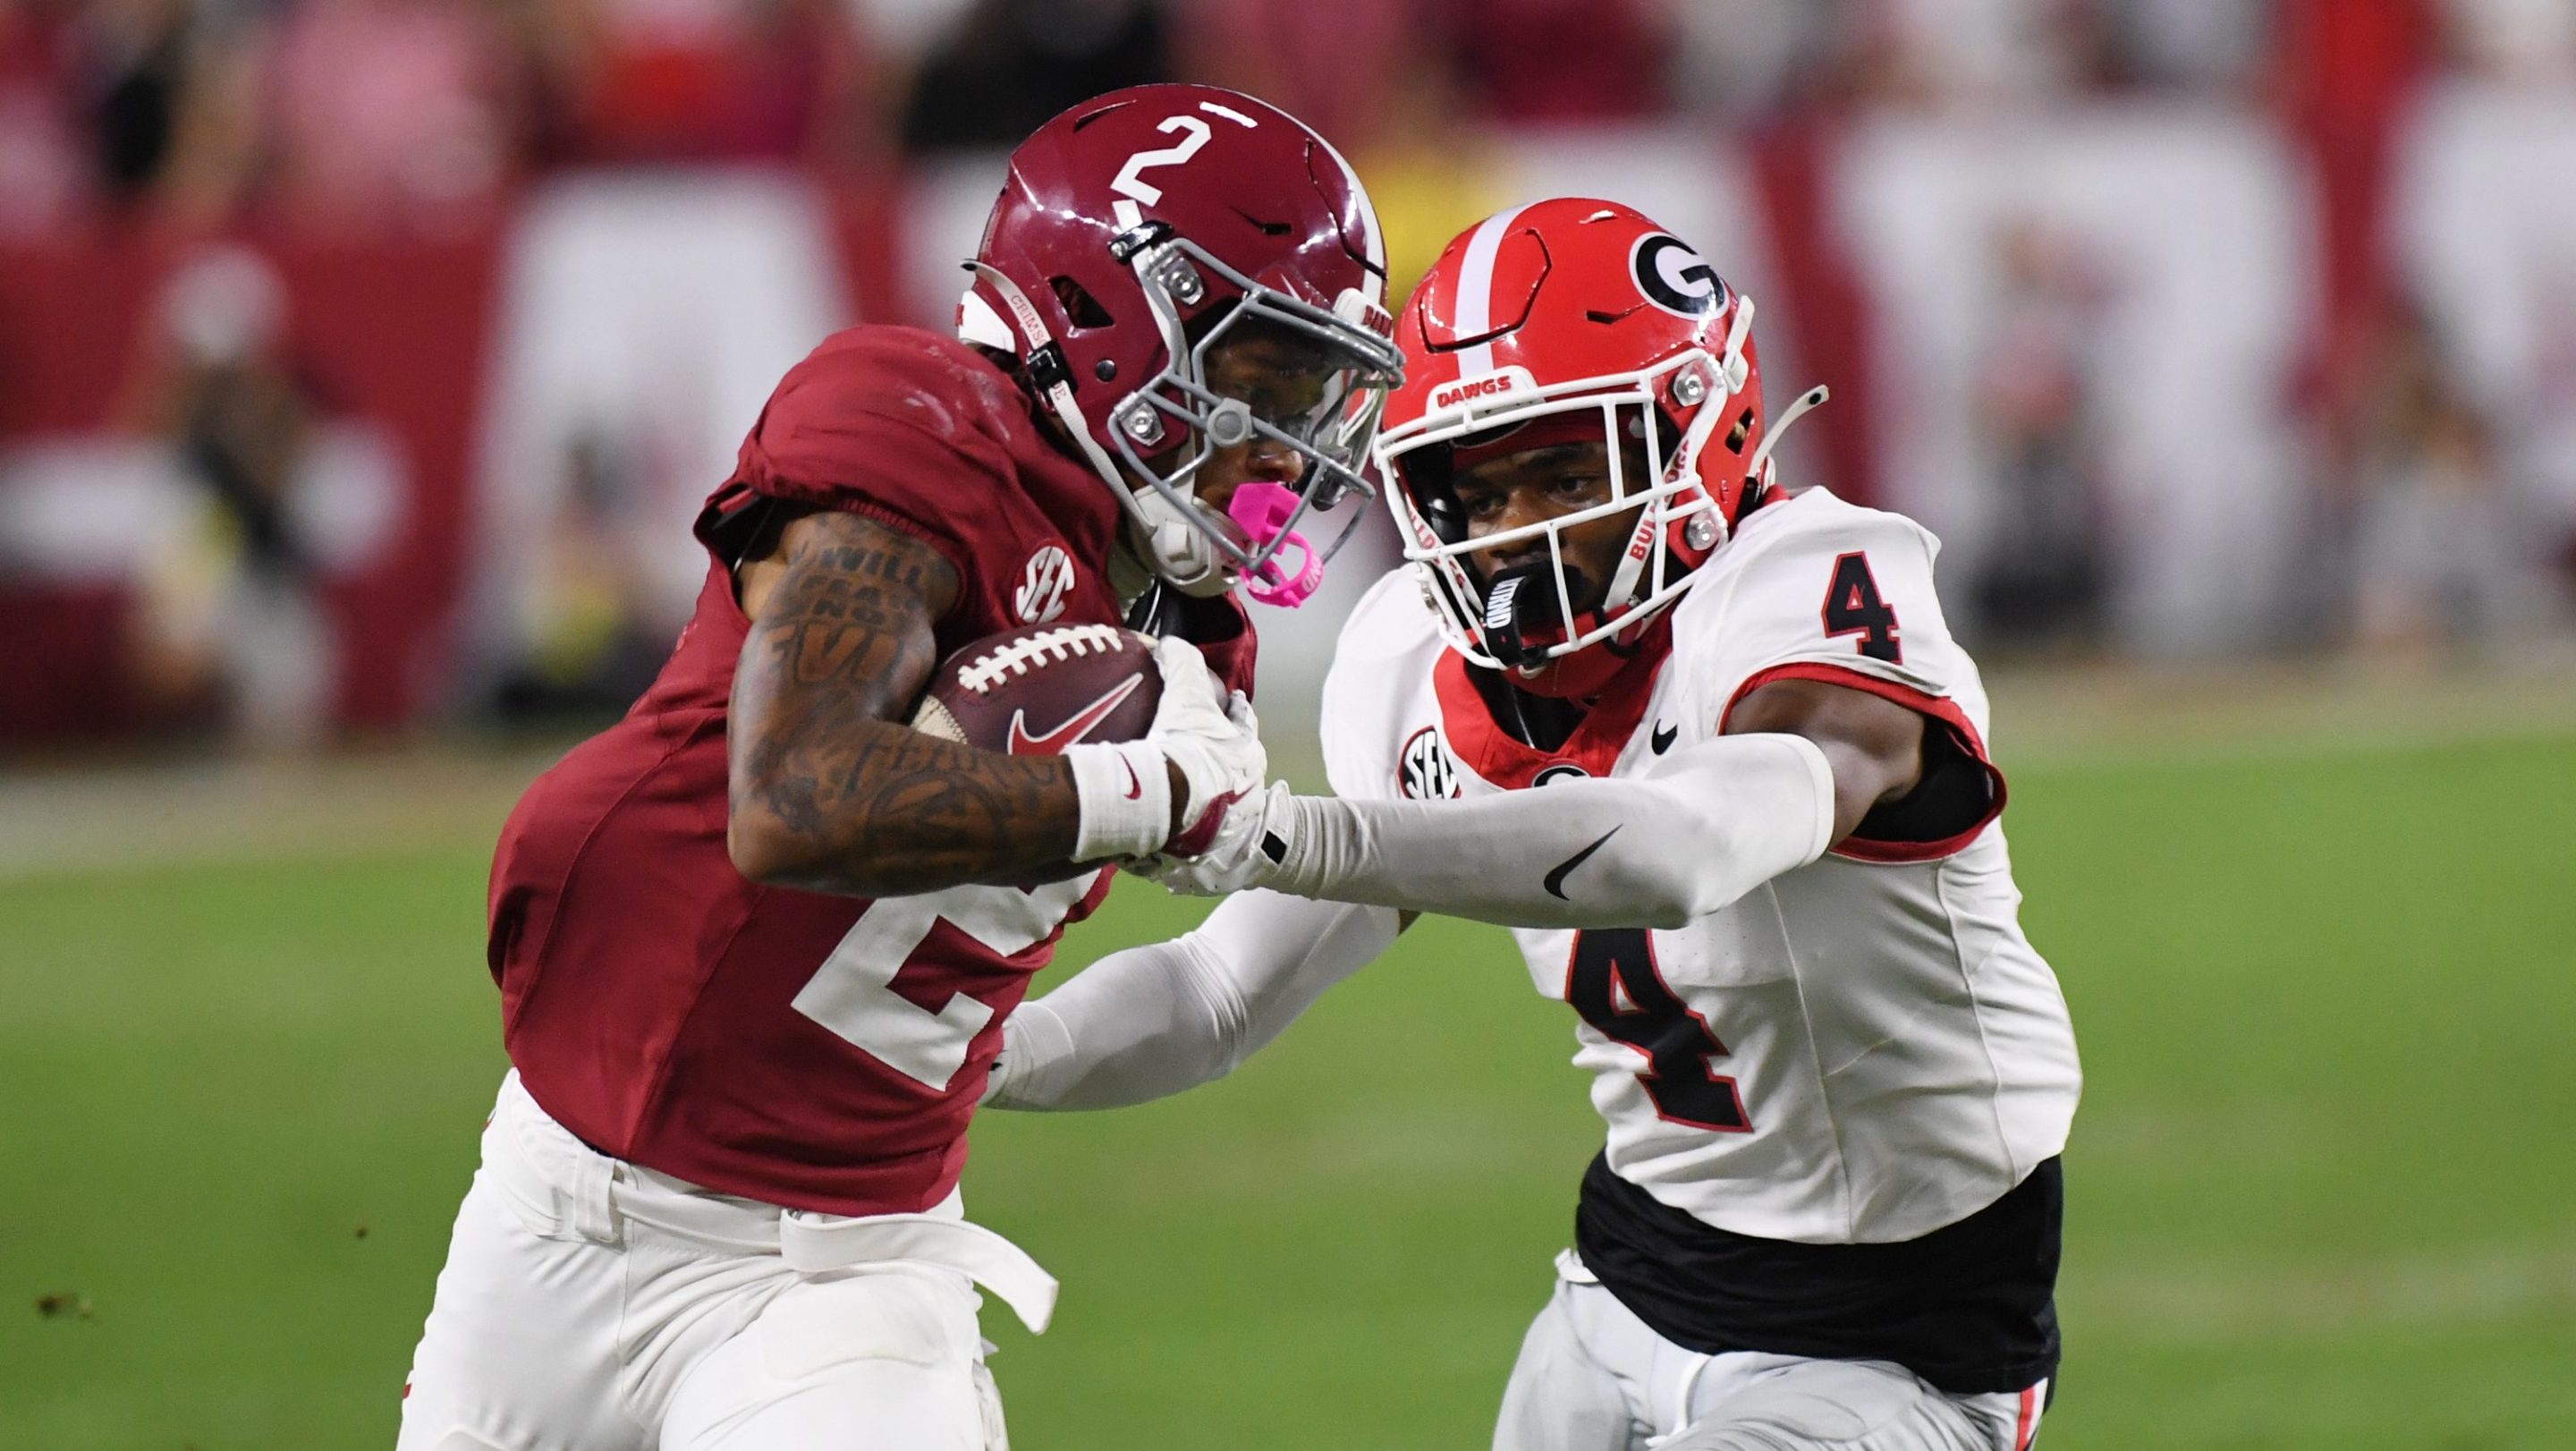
[1721,677,1925,844]
[986,892,1404,1111]
[725,510,1259,896]
[1144,681,1930,929]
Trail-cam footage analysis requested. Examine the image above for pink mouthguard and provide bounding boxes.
[1225,482,1324,607]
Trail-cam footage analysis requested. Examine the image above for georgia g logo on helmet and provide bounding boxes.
[1630,233,1725,318]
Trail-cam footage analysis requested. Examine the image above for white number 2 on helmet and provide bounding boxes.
[1110,115,1212,231]
[1106,101,1259,232]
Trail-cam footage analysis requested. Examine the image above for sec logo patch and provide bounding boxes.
[1399,726,1463,800]
[1014,545,1076,624]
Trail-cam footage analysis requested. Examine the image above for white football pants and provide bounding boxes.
[1495,1254,2047,1451]
[396,1073,1054,1451]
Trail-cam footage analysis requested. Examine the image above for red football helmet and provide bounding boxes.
[1376,199,1828,693]
[962,84,1402,598]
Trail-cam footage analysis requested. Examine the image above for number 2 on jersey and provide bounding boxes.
[1565,929,1750,1133]
[1823,552,1901,663]
[792,877,1095,1090]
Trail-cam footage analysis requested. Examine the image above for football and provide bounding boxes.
[911,622,1163,756]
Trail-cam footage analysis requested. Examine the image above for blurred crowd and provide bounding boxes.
[3,0,2574,750]
[9,0,2568,238]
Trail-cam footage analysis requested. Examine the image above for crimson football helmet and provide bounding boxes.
[962,84,1402,598]
[1376,199,1829,692]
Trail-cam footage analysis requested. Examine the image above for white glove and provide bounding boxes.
[1138,778,1298,894]
[1146,638,1267,853]
[1065,637,1267,861]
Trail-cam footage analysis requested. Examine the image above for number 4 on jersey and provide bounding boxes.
[1566,929,1750,1133]
[1823,552,1902,663]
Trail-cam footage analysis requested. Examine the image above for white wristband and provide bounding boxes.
[1064,739,1173,861]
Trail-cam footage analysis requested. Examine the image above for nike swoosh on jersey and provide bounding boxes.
[1650,721,1678,754]
[1007,676,1145,755]
[1543,827,1621,900]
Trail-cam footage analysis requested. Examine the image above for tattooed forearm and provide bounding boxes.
[726,510,1088,895]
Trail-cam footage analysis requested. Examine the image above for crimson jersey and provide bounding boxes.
[487,325,1253,1215]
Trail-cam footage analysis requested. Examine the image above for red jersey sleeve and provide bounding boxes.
[720,327,1031,602]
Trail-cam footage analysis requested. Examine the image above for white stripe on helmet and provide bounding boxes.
[1452,204,1531,380]
[1308,129,1388,306]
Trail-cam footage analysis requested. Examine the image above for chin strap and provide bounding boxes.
[1748,385,1831,496]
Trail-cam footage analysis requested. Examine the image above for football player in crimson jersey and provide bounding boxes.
[990,199,2080,1451]
[396,85,1398,1451]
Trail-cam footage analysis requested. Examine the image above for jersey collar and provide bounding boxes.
[1432,613,1673,790]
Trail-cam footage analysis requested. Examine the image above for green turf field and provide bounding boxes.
[4,729,2572,1449]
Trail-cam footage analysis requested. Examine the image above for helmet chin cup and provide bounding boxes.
[1134,490,1231,597]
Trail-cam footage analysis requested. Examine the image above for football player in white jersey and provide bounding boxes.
[986,198,2081,1451]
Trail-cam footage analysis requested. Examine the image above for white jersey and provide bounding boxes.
[1320,488,2080,1246]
